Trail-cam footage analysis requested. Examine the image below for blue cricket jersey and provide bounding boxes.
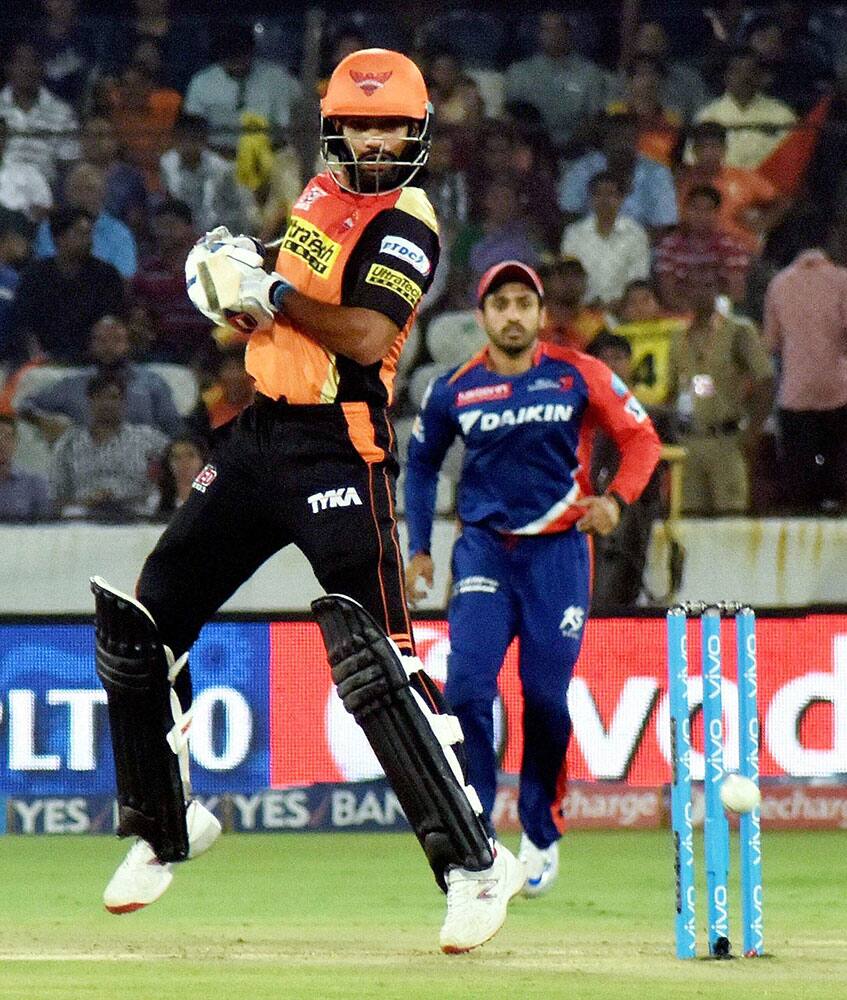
[405,341,661,555]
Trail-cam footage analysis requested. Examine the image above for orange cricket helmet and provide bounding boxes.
[321,47,429,119]
[320,48,433,195]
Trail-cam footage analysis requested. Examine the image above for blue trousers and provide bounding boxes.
[444,524,590,849]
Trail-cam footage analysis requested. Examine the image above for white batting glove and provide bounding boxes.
[186,242,292,335]
[196,226,266,257]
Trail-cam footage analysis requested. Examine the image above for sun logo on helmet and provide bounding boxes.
[349,70,393,96]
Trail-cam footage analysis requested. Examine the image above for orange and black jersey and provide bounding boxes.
[245,171,440,408]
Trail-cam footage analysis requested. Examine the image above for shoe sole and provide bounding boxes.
[440,855,525,955]
[104,879,173,915]
[105,901,149,915]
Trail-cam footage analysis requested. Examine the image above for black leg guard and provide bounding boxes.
[311,595,493,891]
[92,577,189,862]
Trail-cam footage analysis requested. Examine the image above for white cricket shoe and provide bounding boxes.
[103,801,221,914]
[518,833,559,897]
[439,842,526,954]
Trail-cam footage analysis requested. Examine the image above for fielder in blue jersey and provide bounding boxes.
[404,260,661,896]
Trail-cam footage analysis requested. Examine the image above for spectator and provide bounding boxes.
[160,113,258,235]
[467,119,562,251]
[106,40,182,192]
[0,42,79,184]
[188,346,253,440]
[35,163,138,278]
[131,198,208,364]
[0,414,51,522]
[78,116,147,230]
[17,314,184,441]
[0,117,52,221]
[665,269,774,515]
[746,13,830,114]
[504,9,607,151]
[184,23,302,155]
[587,332,662,610]
[608,55,682,166]
[422,132,468,247]
[32,0,96,109]
[508,122,563,252]
[558,111,678,237]
[655,185,751,311]
[254,139,305,245]
[695,48,796,169]
[677,121,789,252]
[700,5,748,91]
[623,19,708,123]
[465,123,512,207]
[318,27,367,96]
[0,209,34,365]
[103,0,209,94]
[449,178,540,307]
[12,207,124,364]
[763,248,847,513]
[426,49,484,129]
[607,279,686,407]
[803,67,847,218]
[156,433,208,518]
[537,256,606,350]
[560,171,650,308]
[50,370,168,520]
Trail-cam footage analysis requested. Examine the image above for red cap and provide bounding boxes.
[477,260,544,305]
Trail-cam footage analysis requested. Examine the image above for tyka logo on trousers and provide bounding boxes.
[307,487,363,514]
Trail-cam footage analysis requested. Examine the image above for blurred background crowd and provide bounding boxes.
[1,0,846,538]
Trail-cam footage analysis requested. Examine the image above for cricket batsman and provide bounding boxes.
[92,49,523,953]
[404,261,661,895]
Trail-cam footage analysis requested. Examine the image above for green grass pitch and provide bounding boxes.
[0,829,845,999]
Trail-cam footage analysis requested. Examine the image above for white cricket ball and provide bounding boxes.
[719,772,761,814]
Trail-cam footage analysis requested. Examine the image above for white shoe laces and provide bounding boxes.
[445,862,500,916]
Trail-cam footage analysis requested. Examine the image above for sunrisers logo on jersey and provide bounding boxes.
[365,264,422,308]
[282,218,342,278]
[292,186,329,213]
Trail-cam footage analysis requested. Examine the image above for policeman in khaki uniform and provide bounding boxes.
[91,50,523,956]
[666,270,774,514]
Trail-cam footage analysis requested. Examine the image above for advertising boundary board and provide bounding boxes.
[0,613,846,809]
[5,781,847,834]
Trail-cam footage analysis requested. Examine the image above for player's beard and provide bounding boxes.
[351,152,402,193]
[493,323,535,357]
[499,342,531,357]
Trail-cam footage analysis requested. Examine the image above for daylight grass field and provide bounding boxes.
[0,830,844,1000]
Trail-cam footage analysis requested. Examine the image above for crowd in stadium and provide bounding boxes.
[0,1,846,529]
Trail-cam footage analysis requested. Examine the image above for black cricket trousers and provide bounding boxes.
[137,395,414,661]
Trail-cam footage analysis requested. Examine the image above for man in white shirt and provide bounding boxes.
[160,113,258,234]
[695,48,796,168]
[183,24,302,154]
[0,117,52,220]
[50,370,168,521]
[0,42,79,184]
[560,171,651,308]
